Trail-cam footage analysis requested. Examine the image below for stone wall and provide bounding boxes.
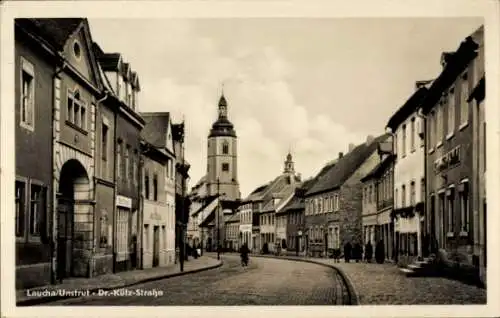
[339,182,364,247]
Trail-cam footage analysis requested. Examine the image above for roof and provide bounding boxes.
[386,87,428,131]
[209,94,236,138]
[261,182,296,213]
[140,112,171,148]
[226,213,240,223]
[421,34,481,115]
[306,134,390,196]
[360,154,395,183]
[277,178,317,214]
[16,18,84,50]
[242,181,273,203]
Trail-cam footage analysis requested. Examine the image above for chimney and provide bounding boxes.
[338,152,344,159]
[348,143,355,152]
[366,135,374,145]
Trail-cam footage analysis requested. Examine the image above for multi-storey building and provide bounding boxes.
[469,74,486,286]
[278,178,316,256]
[140,112,177,268]
[385,85,428,264]
[172,122,190,262]
[360,151,395,261]
[421,26,483,280]
[92,43,118,276]
[97,45,145,272]
[238,183,268,251]
[224,213,240,251]
[305,134,389,258]
[14,18,60,289]
[258,153,300,253]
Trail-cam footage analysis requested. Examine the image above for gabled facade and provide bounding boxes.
[140,112,177,268]
[257,153,301,254]
[421,26,483,280]
[304,134,390,258]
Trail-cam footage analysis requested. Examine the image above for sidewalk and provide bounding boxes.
[16,255,222,306]
[252,254,486,305]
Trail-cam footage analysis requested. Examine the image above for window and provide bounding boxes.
[371,185,375,203]
[334,194,339,211]
[447,190,454,233]
[460,74,469,126]
[318,197,323,213]
[460,182,470,232]
[116,142,122,180]
[222,141,229,154]
[67,89,87,130]
[429,111,436,149]
[144,172,150,199]
[133,150,138,185]
[101,124,108,161]
[125,145,130,185]
[393,133,398,162]
[395,188,398,208]
[20,57,35,130]
[410,181,416,206]
[401,185,406,207]
[421,178,425,203]
[437,103,444,144]
[144,224,149,251]
[15,181,26,237]
[153,175,158,201]
[29,184,45,236]
[222,163,229,172]
[402,124,407,157]
[410,118,415,152]
[448,89,455,136]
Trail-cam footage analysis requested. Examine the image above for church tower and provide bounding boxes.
[283,152,295,174]
[206,91,240,200]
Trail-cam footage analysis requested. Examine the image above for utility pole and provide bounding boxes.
[217,178,220,260]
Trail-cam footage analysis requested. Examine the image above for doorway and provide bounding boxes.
[153,226,160,267]
[57,159,90,280]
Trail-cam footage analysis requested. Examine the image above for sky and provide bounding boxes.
[88,18,483,198]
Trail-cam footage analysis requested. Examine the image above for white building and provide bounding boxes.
[140,113,177,268]
[386,83,429,263]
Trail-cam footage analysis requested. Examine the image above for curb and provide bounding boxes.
[252,255,359,305]
[17,258,223,306]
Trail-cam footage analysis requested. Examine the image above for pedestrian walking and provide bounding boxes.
[375,239,385,264]
[239,243,250,267]
[353,242,362,263]
[365,241,373,263]
[344,242,352,263]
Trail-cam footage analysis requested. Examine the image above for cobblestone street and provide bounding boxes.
[46,255,346,306]
[256,255,487,305]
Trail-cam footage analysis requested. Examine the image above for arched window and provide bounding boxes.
[222,141,229,154]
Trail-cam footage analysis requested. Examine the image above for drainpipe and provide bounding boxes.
[112,111,118,273]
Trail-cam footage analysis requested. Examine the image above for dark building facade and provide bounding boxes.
[422,27,483,279]
[14,19,57,289]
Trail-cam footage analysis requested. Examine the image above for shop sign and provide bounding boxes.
[116,195,132,208]
[434,146,461,174]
